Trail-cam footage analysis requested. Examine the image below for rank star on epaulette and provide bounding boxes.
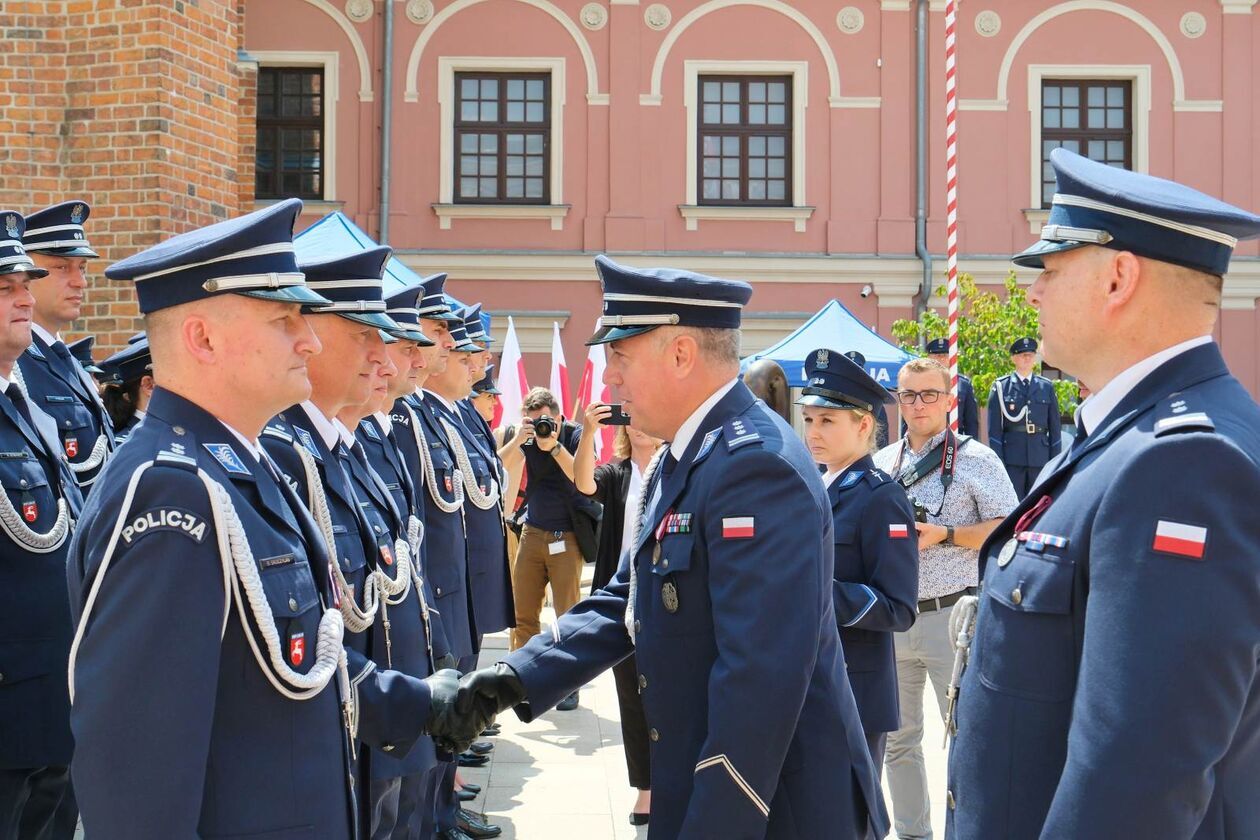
[203,442,250,475]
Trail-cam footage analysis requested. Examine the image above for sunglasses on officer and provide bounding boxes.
[896,389,945,406]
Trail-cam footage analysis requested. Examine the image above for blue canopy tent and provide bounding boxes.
[741,299,912,389]
[293,212,489,332]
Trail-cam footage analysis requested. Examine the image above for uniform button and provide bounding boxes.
[382,744,395,752]
[633,620,641,634]
[947,790,956,810]
[649,728,659,742]
[436,587,443,596]
[374,525,383,535]
[1011,587,1023,605]
[0,672,4,683]
[288,597,298,611]
[63,420,72,428]
[638,674,647,689]
[173,426,186,436]
[662,559,669,569]
[18,479,26,488]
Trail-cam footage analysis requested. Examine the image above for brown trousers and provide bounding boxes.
[510,524,584,651]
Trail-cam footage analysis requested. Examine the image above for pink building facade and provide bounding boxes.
[242,0,1260,392]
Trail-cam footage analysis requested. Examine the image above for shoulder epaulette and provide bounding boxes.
[864,468,889,486]
[724,416,762,451]
[154,425,198,471]
[1154,395,1215,437]
[261,423,294,444]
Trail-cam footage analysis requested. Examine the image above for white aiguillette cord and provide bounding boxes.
[625,446,668,645]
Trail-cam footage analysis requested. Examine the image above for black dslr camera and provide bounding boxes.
[533,414,557,438]
[910,498,929,524]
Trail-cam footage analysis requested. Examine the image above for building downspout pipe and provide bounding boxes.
[379,0,395,244]
[914,0,932,330]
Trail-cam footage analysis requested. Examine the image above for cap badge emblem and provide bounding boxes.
[4,215,17,239]
[71,204,85,224]
[817,349,829,369]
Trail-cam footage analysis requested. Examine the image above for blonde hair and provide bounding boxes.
[850,407,879,454]
[898,356,950,391]
[613,425,631,460]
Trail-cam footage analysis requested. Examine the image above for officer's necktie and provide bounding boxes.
[5,383,35,431]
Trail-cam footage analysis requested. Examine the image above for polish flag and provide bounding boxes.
[889,523,910,539]
[1152,520,1207,559]
[495,316,529,431]
[548,322,571,418]
[576,341,615,463]
[722,517,756,539]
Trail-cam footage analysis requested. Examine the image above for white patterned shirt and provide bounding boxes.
[874,429,1018,599]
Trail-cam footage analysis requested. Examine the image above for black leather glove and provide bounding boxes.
[425,668,491,754]
[457,662,528,723]
[434,653,458,672]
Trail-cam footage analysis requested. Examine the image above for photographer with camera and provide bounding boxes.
[498,387,602,711]
[872,357,1017,840]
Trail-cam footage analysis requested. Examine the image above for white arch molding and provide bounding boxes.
[641,0,872,107]
[959,1,1222,112]
[404,0,607,104]
[298,0,374,101]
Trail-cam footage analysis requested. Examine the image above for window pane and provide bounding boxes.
[767,104,785,124]
[703,104,720,124]
[1107,140,1125,160]
[1087,108,1104,128]
[480,156,498,176]
[768,158,785,178]
[1107,86,1125,107]
[1062,87,1079,106]
[526,178,543,198]
[1062,109,1079,129]
[768,180,785,200]
[1043,108,1060,129]
[527,79,544,99]
[256,150,275,171]
[506,134,525,154]
[526,156,543,176]
[479,178,497,197]
[461,102,479,121]
[749,136,765,156]
[526,134,543,154]
[507,102,524,122]
[748,180,766,200]
[722,180,739,199]
[461,133,478,153]
[1044,85,1060,106]
[768,136,784,156]
[722,158,739,178]
[460,177,479,198]
[479,102,498,121]
[722,104,739,124]
[702,135,722,155]
[722,136,738,155]
[480,134,497,153]
[1106,109,1124,129]
[703,158,720,177]
[749,158,765,178]
[506,156,524,176]
[480,79,497,99]
[258,93,275,118]
[703,180,720,199]
[1043,183,1055,206]
[748,105,765,124]
[703,81,720,103]
[460,156,478,176]
[1088,86,1105,107]
[1062,139,1080,153]
[748,82,765,102]
[723,81,739,100]
[1088,140,1104,159]
[768,82,786,103]
[526,102,544,122]
[506,178,524,198]
[507,79,524,100]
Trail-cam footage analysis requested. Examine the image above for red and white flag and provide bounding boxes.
[576,341,615,463]
[548,322,571,417]
[495,315,529,431]
[722,517,755,539]
[889,523,910,540]
[1152,520,1207,559]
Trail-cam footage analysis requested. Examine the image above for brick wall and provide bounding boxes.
[0,0,253,355]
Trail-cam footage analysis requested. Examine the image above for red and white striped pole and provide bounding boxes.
[944,0,961,433]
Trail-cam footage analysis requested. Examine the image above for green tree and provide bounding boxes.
[891,271,1080,415]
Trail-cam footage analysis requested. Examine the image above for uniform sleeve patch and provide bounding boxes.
[724,417,762,451]
[121,508,208,545]
[722,517,755,539]
[1152,519,1207,559]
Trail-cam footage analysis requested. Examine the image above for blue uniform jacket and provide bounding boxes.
[828,456,919,735]
[18,332,114,487]
[986,373,1062,468]
[434,398,515,637]
[504,382,889,840]
[949,342,1260,839]
[395,393,476,660]
[0,384,83,770]
[68,390,377,839]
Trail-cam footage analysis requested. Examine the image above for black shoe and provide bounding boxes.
[457,808,503,838]
[457,788,478,802]
[459,782,482,795]
[556,691,579,711]
[630,811,650,826]
[468,740,494,755]
[480,724,501,737]
[458,752,489,768]
[438,830,474,840]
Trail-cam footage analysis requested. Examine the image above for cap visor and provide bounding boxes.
[1012,238,1088,269]
[242,285,332,306]
[378,329,400,344]
[324,310,407,332]
[795,394,864,410]
[451,339,479,353]
[585,324,660,346]
[0,261,49,279]
[386,326,435,346]
[29,245,100,259]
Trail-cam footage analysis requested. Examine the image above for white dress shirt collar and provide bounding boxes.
[423,389,457,413]
[373,411,392,437]
[670,378,739,461]
[221,422,262,462]
[299,400,341,451]
[1078,335,1213,435]
[334,418,358,451]
[31,323,60,347]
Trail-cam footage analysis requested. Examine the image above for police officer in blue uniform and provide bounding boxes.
[924,338,979,438]
[18,201,115,489]
[97,335,152,442]
[259,246,452,840]
[986,337,1061,498]
[66,336,100,378]
[947,149,1260,839]
[797,348,919,783]
[456,255,890,839]
[68,200,484,840]
[0,213,85,840]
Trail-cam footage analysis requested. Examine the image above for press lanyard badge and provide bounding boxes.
[548,539,566,556]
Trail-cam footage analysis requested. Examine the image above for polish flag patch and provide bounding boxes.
[1152,520,1207,559]
[722,517,755,539]
[889,523,910,539]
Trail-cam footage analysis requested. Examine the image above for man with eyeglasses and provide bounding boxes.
[873,357,1017,840]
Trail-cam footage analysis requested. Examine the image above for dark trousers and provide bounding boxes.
[864,732,888,840]
[610,653,651,790]
[370,770,435,840]
[1005,464,1039,499]
[0,766,77,840]
[435,649,485,830]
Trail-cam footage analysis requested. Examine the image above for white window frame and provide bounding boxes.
[250,51,339,203]
[1025,64,1150,227]
[680,60,814,232]
[434,56,570,230]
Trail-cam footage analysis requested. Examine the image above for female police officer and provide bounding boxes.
[797,348,919,773]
